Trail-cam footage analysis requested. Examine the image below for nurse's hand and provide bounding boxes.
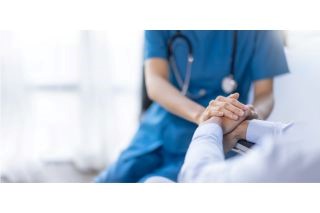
[246,104,259,120]
[198,93,248,124]
[202,109,250,134]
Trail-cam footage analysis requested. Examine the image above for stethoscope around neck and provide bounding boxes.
[168,30,238,99]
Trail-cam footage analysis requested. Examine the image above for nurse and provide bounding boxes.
[95,30,289,182]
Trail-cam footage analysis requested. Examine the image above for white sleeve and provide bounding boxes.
[178,120,294,182]
[246,119,293,144]
[178,122,224,182]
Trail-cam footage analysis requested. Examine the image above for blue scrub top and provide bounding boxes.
[131,30,289,156]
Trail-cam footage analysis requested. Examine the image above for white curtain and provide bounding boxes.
[0,32,33,181]
[0,30,143,182]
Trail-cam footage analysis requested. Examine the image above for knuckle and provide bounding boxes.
[216,101,221,106]
[213,111,219,115]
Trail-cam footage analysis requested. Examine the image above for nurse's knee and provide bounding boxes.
[95,159,139,183]
[95,151,162,183]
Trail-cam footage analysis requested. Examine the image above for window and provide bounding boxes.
[0,31,144,180]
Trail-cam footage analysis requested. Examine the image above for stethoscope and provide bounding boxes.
[168,30,238,99]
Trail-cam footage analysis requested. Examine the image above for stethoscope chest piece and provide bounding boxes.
[169,30,239,98]
[222,75,237,94]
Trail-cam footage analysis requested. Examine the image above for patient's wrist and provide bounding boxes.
[237,120,249,140]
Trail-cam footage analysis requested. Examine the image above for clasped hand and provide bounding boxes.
[199,93,258,153]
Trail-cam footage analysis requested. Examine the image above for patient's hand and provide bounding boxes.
[204,109,249,134]
[223,120,249,153]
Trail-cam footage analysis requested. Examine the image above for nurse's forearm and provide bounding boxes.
[253,92,274,120]
[252,79,274,120]
[145,59,205,124]
[147,75,205,123]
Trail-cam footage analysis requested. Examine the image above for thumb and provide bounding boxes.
[228,92,239,100]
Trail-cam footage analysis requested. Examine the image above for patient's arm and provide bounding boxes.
[223,119,293,152]
[178,119,292,182]
[178,122,225,182]
[177,114,247,182]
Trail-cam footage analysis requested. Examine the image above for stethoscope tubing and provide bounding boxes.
[168,30,238,98]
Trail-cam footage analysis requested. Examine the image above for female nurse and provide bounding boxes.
[95,30,289,182]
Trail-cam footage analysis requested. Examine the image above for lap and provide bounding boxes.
[95,146,185,183]
[95,147,162,183]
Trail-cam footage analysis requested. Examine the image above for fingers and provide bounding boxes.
[228,92,239,100]
[200,106,224,124]
[245,104,259,119]
[207,94,249,121]
[219,106,239,120]
[201,109,211,122]
[221,101,245,117]
[209,104,238,120]
[246,104,254,110]
[212,100,244,118]
[208,109,224,117]
[216,95,248,111]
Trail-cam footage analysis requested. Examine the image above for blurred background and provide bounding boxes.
[0,30,320,182]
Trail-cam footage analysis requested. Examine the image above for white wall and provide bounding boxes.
[269,31,320,132]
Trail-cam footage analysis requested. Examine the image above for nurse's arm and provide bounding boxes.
[252,79,274,119]
[145,58,206,124]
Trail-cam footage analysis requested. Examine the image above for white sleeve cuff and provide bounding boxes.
[193,122,223,142]
[246,119,293,144]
